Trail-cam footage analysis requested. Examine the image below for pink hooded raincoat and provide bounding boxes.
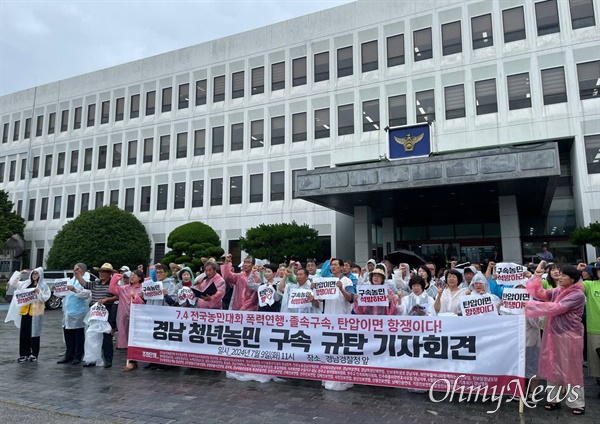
[220,262,261,311]
[109,273,145,349]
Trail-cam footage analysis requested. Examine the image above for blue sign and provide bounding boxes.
[387,123,432,160]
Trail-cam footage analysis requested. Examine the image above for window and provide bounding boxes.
[153,243,166,264]
[61,110,69,132]
[161,87,172,112]
[314,108,330,139]
[178,83,189,109]
[125,188,134,212]
[130,94,140,118]
[361,41,378,72]
[475,79,498,114]
[585,135,600,174]
[472,14,493,49]
[157,184,168,210]
[53,196,62,219]
[541,67,567,105]
[20,158,26,180]
[338,104,354,135]
[230,176,242,204]
[13,120,20,141]
[174,182,185,209]
[232,71,244,98]
[66,195,75,218]
[195,80,207,105]
[83,148,92,171]
[249,174,263,203]
[73,107,82,129]
[57,153,65,175]
[28,199,35,221]
[503,7,526,42]
[194,129,205,156]
[127,140,137,165]
[0,162,3,183]
[146,91,156,115]
[210,178,223,206]
[32,156,39,178]
[507,73,532,110]
[115,97,124,121]
[159,135,170,161]
[416,90,435,122]
[9,160,16,181]
[213,76,225,102]
[143,138,153,163]
[387,34,405,67]
[40,197,48,220]
[251,120,264,148]
[176,132,187,158]
[70,150,79,173]
[292,112,307,142]
[140,186,151,212]
[314,52,329,82]
[24,118,31,138]
[270,171,285,201]
[80,193,89,213]
[110,189,119,206]
[576,61,600,100]
[251,67,264,95]
[536,0,560,36]
[192,180,204,207]
[442,21,462,55]
[44,154,52,177]
[101,101,109,124]
[16,200,22,216]
[231,123,244,151]
[271,116,285,145]
[35,115,43,136]
[112,143,122,167]
[570,0,596,29]
[414,28,433,62]
[388,95,407,127]
[87,104,95,127]
[292,57,307,86]
[444,85,465,119]
[362,100,380,131]
[3,122,9,142]
[271,62,285,91]
[212,126,224,153]
[95,191,104,209]
[48,112,55,134]
[337,46,353,78]
[98,145,107,169]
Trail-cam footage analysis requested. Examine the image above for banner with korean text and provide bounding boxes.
[128,305,525,394]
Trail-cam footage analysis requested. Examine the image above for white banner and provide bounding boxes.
[499,289,529,315]
[258,284,276,307]
[287,288,313,309]
[128,305,525,394]
[312,278,339,300]
[459,295,498,317]
[52,279,70,298]
[495,263,528,286]
[178,287,197,306]
[142,281,164,300]
[356,285,389,306]
[14,288,38,307]
[89,303,109,321]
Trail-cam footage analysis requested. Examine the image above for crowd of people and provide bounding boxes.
[4,249,600,415]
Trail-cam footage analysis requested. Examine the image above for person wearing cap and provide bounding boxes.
[169,263,183,285]
[220,253,261,311]
[434,269,467,315]
[398,275,436,316]
[353,268,397,315]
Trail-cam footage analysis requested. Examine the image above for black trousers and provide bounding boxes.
[19,314,40,358]
[102,332,113,362]
[63,327,85,360]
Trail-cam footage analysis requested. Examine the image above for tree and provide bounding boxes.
[0,190,26,246]
[46,206,151,271]
[161,222,224,272]
[238,221,320,264]
[570,222,600,250]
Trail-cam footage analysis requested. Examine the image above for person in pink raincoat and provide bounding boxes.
[353,268,397,315]
[193,260,226,309]
[220,253,261,311]
[109,269,145,371]
[526,260,586,415]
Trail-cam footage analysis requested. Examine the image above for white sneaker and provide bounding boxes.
[28,355,37,362]
[17,356,28,363]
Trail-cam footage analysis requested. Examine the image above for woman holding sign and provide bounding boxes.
[353,268,397,315]
[5,268,51,362]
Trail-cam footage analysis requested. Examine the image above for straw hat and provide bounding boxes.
[93,263,117,273]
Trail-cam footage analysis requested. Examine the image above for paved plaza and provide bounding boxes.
[0,308,598,424]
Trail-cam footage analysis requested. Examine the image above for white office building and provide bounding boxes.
[1,0,599,268]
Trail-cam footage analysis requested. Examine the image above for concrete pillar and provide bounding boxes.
[499,195,523,263]
[354,205,373,265]
[382,217,395,256]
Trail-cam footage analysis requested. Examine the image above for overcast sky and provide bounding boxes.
[0,0,354,96]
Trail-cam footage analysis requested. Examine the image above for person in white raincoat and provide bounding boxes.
[464,272,501,308]
[398,275,436,316]
[392,263,411,296]
[5,267,51,362]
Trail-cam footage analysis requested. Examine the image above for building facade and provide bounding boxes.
[1,0,599,268]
